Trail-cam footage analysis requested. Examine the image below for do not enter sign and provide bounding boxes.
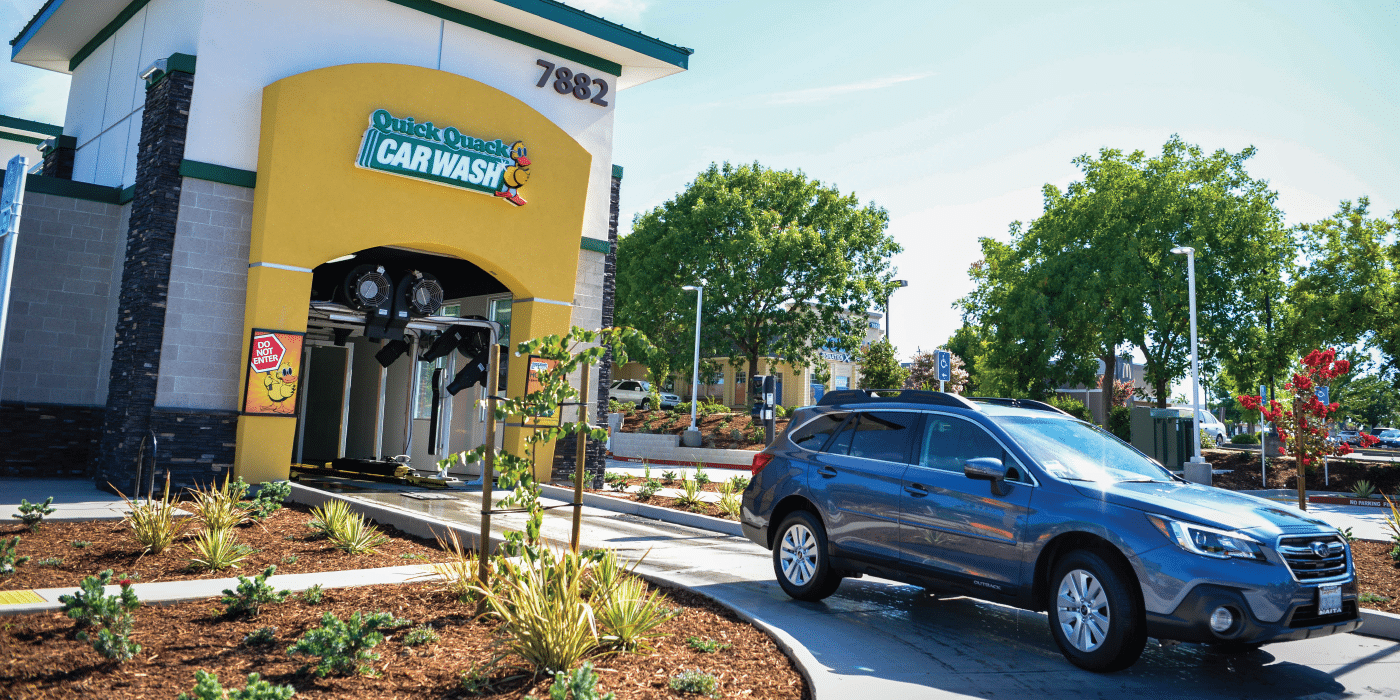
[250,333,287,373]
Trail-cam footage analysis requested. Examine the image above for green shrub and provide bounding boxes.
[287,610,403,677]
[636,480,660,501]
[1048,395,1093,422]
[58,570,141,662]
[188,473,253,532]
[311,500,389,554]
[1,536,29,574]
[243,626,278,647]
[603,472,630,490]
[307,500,352,539]
[533,662,615,700]
[402,625,440,647]
[14,496,55,532]
[669,669,719,697]
[728,475,749,492]
[243,480,292,521]
[178,670,295,700]
[692,463,710,486]
[686,636,731,653]
[1353,481,1377,498]
[661,470,677,484]
[299,584,325,605]
[595,576,678,652]
[1230,432,1260,445]
[1199,429,1217,449]
[221,565,290,617]
[473,550,597,674]
[1107,406,1132,441]
[36,556,63,566]
[717,486,741,520]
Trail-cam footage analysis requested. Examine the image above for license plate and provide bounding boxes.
[1318,585,1342,616]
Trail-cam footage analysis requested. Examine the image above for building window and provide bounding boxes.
[413,356,446,420]
[489,298,512,345]
[835,376,849,389]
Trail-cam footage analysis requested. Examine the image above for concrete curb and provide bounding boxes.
[537,483,744,537]
[287,483,488,548]
[1358,609,1400,641]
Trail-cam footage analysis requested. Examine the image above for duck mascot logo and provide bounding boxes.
[243,330,304,416]
[495,141,530,207]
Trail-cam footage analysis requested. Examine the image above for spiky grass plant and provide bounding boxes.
[307,500,353,540]
[187,472,252,532]
[187,527,253,572]
[473,549,598,674]
[419,528,479,602]
[115,472,191,555]
[595,575,679,652]
[328,511,389,555]
[675,479,705,512]
[717,483,741,520]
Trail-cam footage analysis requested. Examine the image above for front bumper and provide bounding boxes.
[1146,582,1362,644]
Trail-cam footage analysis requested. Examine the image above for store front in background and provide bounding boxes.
[235,63,592,484]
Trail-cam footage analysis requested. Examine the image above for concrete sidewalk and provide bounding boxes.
[0,477,184,521]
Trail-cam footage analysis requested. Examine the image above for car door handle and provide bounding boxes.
[905,484,928,497]
[816,466,838,478]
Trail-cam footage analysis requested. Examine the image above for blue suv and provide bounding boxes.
[740,390,1361,672]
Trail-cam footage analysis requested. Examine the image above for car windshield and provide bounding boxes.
[993,415,1174,483]
[1382,430,1399,438]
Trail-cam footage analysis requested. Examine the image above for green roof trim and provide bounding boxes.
[386,0,621,76]
[611,164,623,180]
[0,131,44,146]
[0,169,124,204]
[180,159,257,188]
[493,0,692,69]
[118,185,135,204]
[0,115,63,137]
[580,237,609,253]
[70,0,151,71]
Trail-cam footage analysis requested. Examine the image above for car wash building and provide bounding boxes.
[1,0,690,490]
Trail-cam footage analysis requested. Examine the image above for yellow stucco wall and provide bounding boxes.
[235,63,593,483]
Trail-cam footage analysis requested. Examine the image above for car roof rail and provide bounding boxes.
[967,396,1072,416]
[816,389,980,410]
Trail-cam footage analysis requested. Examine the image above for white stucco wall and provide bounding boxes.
[63,0,204,189]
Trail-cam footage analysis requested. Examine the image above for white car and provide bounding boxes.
[1168,406,1227,445]
[610,380,680,409]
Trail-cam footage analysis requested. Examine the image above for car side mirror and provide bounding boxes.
[964,457,1009,496]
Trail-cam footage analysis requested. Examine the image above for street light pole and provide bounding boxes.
[1172,246,1210,482]
[886,280,908,339]
[681,281,705,447]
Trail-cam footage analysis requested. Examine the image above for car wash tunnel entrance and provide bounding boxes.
[285,246,511,484]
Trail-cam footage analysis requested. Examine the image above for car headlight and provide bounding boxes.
[1146,514,1266,561]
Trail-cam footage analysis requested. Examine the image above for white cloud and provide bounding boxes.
[562,0,649,27]
[765,73,935,105]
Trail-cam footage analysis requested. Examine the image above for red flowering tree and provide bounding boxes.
[1238,348,1379,509]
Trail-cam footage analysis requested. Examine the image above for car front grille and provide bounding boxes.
[1288,600,1358,628]
[1277,535,1349,581]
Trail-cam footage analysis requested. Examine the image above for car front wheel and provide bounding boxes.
[772,511,842,601]
[1047,550,1146,672]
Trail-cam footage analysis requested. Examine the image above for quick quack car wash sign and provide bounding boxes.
[355,109,531,206]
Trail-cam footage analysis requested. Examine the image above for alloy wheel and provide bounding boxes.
[779,523,818,586]
[1057,568,1111,653]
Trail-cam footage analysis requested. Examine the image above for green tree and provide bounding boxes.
[943,323,986,393]
[856,339,908,390]
[1335,372,1399,429]
[960,136,1293,410]
[616,162,901,386]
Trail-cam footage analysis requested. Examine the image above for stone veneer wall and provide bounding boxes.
[0,403,102,477]
[96,68,238,491]
[552,170,620,486]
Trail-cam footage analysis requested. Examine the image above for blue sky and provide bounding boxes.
[5,0,1399,381]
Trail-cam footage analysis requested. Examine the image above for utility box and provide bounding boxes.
[1130,406,1191,469]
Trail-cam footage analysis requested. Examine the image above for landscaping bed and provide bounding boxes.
[1207,449,1400,495]
[1,503,440,591]
[619,409,790,451]
[0,578,807,700]
[1352,540,1400,614]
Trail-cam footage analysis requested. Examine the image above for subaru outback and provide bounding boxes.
[740,390,1361,672]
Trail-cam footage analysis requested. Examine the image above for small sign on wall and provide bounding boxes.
[243,329,305,416]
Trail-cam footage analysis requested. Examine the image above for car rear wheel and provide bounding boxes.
[640,398,651,409]
[1047,550,1146,672]
[772,511,842,601]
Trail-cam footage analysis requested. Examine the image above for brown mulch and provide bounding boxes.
[1353,540,1400,613]
[0,503,441,591]
[1207,449,1400,495]
[590,491,733,521]
[619,411,790,451]
[0,579,807,700]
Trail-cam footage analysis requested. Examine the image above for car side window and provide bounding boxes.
[790,412,848,451]
[618,381,637,391]
[847,411,921,463]
[822,414,858,455]
[921,415,1028,482]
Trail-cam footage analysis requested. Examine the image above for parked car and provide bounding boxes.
[1375,429,1400,449]
[1336,430,1360,446]
[609,379,680,409]
[741,389,1360,672]
[1164,406,1227,446]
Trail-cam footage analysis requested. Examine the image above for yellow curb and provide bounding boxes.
[0,590,45,605]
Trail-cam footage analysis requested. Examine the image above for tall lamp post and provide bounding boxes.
[1171,246,1211,483]
[886,279,908,338]
[681,281,705,447]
